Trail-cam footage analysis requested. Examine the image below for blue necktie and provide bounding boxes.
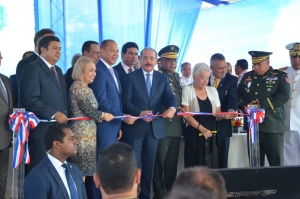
[146,73,151,97]
[62,163,79,199]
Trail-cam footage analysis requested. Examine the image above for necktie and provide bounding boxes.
[62,163,79,199]
[146,73,151,97]
[108,68,119,92]
[0,80,8,104]
[128,67,133,73]
[213,78,220,88]
[51,66,61,85]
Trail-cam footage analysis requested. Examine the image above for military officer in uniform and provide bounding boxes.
[238,51,290,166]
[283,42,300,165]
[153,45,182,199]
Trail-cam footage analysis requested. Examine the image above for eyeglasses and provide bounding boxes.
[142,56,156,61]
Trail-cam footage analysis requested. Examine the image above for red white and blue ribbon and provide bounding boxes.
[245,108,265,143]
[8,110,39,168]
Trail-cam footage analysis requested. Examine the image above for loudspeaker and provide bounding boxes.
[216,166,300,199]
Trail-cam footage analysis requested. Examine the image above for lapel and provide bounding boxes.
[136,69,150,99]
[150,70,159,100]
[0,75,9,106]
[100,60,120,95]
[44,157,69,199]
[67,162,81,197]
[217,75,226,90]
[38,58,63,94]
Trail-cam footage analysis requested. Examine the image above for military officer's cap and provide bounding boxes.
[158,45,179,59]
[286,42,300,56]
[248,51,273,64]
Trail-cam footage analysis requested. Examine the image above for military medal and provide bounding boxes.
[247,89,250,93]
[267,88,271,91]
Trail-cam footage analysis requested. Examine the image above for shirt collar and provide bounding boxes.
[39,56,54,69]
[142,68,154,76]
[47,154,67,170]
[101,58,112,69]
[121,61,135,71]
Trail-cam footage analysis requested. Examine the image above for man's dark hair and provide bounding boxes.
[34,28,55,47]
[81,40,99,55]
[181,62,191,68]
[210,53,226,65]
[44,123,69,151]
[22,51,34,59]
[167,187,215,199]
[97,142,137,194]
[100,39,116,49]
[173,167,227,199]
[121,42,139,54]
[236,59,248,70]
[38,36,60,55]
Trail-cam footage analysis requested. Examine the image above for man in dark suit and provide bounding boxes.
[20,36,69,176]
[209,53,238,168]
[153,45,183,199]
[88,39,136,199]
[114,42,139,87]
[24,123,87,199]
[0,51,13,198]
[65,41,100,91]
[121,47,177,199]
[16,29,55,107]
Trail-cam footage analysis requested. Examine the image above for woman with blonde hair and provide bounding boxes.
[68,56,114,186]
[182,63,228,168]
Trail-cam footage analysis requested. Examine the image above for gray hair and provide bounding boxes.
[192,63,211,77]
[140,47,158,58]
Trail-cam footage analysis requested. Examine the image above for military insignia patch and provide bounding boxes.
[170,46,174,50]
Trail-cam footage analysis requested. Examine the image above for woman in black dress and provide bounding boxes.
[182,63,228,168]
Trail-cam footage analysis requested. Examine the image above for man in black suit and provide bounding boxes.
[16,29,55,107]
[0,50,13,198]
[114,42,139,88]
[20,35,69,176]
[121,47,177,199]
[209,53,237,168]
[65,41,100,91]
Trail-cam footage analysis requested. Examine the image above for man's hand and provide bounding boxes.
[118,129,122,140]
[162,108,176,119]
[225,109,237,120]
[54,111,68,123]
[140,110,153,122]
[123,115,138,124]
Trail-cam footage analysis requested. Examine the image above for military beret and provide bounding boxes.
[248,51,273,64]
[158,45,179,59]
[286,42,300,56]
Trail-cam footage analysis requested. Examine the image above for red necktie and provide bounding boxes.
[51,66,61,85]
[128,67,133,73]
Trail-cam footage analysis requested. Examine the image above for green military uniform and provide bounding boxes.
[153,45,183,199]
[237,51,290,166]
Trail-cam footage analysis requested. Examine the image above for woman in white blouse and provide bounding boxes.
[182,63,226,168]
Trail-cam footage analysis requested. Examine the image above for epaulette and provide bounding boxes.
[158,70,163,73]
[274,67,288,74]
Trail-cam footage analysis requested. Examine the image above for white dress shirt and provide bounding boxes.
[101,58,120,92]
[142,69,154,84]
[47,154,72,199]
[238,70,248,84]
[40,55,53,69]
[180,75,193,86]
[121,62,135,74]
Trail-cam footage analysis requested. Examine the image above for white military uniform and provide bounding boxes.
[180,75,193,87]
[284,66,300,165]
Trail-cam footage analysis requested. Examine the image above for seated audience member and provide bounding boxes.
[93,142,141,199]
[173,167,227,199]
[226,62,232,74]
[65,53,82,91]
[182,63,227,168]
[68,56,114,193]
[167,187,215,199]
[180,62,193,86]
[0,50,13,199]
[10,51,35,106]
[24,123,88,199]
[234,59,248,84]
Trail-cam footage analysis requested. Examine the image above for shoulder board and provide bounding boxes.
[158,70,163,73]
[274,69,288,74]
[276,66,289,71]
[174,71,180,75]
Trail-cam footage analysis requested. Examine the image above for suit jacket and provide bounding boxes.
[64,67,74,92]
[114,62,126,85]
[9,74,18,106]
[122,69,177,139]
[89,60,123,138]
[20,58,69,139]
[0,74,13,150]
[16,53,39,106]
[24,156,87,199]
[209,73,238,138]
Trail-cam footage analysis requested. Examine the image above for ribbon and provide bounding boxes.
[177,111,246,116]
[244,108,265,143]
[8,110,39,168]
